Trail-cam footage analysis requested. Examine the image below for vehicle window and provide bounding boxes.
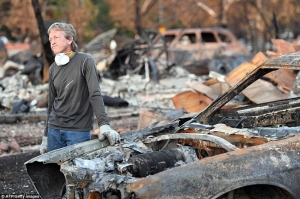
[218,33,231,43]
[201,32,217,42]
[163,34,176,44]
[179,33,196,45]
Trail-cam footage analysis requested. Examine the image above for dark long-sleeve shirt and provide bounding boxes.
[44,52,109,135]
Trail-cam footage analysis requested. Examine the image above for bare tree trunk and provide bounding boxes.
[135,0,142,36]
[272,11,280,39]
[31,0,54,83]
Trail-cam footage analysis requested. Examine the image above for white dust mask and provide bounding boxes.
[55,53,70,66]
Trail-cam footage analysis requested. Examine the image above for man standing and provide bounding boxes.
[40,22,120,154]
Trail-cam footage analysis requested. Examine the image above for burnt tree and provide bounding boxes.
[31,0,54,83]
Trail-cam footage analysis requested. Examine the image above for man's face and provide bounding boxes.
[49,29,72,55]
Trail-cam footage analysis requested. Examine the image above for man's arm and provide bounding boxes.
[84,57,120,145]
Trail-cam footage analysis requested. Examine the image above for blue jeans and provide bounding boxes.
[47,128,91,152]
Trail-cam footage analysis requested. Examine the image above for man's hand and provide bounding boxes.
[40,136,48,154]
[99,125,120,145]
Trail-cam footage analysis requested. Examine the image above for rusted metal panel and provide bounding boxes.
[198,52,300,124]
[172,90,212,113]
[263,40,298,91]
[270,39,297,55]
[241,79,288,103]
[224,52,267,86]
[264,68,297,92]
[225,51,295,103]
[250,51,268,66]
[225,61,258,86]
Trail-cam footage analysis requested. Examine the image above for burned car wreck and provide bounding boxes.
[25,52,300,199]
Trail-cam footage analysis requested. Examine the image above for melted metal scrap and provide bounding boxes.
[143,133,239,152]
[60,164,136,198]
[25,124,200,199]
[211,124,300,140]
[25,139,110,164]
[59,142,199,199]
[255,126,300,139]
